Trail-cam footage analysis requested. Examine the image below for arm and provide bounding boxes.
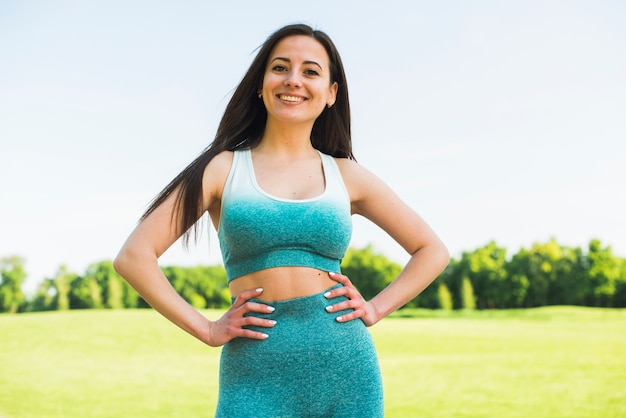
[326,159,450,326]
[113,151,275,346]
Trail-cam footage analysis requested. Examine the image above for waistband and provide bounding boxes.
[227,283,365,353]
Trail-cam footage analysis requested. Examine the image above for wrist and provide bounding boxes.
[196,319,218,347]
[364,300,384,326]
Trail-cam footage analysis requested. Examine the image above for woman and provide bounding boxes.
[114,23,449,417]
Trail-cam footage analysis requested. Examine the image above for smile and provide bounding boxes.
[278,95,305,103]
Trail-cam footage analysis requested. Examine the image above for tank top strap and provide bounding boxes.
[318,151,349,203]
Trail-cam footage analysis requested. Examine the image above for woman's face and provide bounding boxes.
[260,35,338,127]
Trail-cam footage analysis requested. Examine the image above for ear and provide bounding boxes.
[327,81,338,107]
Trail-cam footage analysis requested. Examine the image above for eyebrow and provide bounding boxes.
[270,57,323,70]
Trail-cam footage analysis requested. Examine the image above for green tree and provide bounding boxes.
[30,278,57,311]
[106,275,124,309]
[51,266,77,311]
[201,266,230,307]
[68,275,102,309]
[457,242,508,309]
[340,245,402,303]
[166,266,206,309]
[584,239,620,307]
[613,258,626,307]
[460,277,476,310]
[547,245,586,306]
[87,261,136,309]
[407,276,441,309]
[0,256,27,313]
[435,258,461,309]
[437,283,453,310]
[123,279,144,308]
[509,240,563,307]
[163,265,230,309]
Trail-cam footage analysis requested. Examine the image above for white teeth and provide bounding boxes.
[279,95,303,102]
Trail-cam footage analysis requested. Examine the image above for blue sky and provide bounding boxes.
[1,1,625,293]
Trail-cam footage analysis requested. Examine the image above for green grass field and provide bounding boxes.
[1,307,625,418]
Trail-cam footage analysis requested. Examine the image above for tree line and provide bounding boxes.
[419,238,626,309]
[1,238,625,314]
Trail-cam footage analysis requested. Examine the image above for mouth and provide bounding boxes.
[278,94,306,103]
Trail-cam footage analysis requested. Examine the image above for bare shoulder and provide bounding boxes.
[206,150,234,175]
[333,156,363,177]
[333,157,386,203]
[202,150,234,205]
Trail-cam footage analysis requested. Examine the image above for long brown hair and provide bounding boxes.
[141,24,353,246]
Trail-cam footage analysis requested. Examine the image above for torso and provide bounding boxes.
[206,148,354,302]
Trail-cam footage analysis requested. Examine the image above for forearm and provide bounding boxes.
[113,249,210,343]
[369,242,449,321]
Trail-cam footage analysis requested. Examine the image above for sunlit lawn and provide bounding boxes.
[1,307,625,417]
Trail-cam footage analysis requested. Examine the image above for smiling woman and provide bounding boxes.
[260,35,338,126]
[113,23,449,418]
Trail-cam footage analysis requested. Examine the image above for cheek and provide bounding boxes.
[261,74,280,91]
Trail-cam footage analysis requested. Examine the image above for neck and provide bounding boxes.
[257,119,316,155]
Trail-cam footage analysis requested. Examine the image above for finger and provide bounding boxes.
[237,315,277,329]
[324,286,345,300]
[232,287,265,308]
[327,271,351,285]
[325,298,362,314]
[235,328,271,340]
[324,283,360,300]
[242,301,276,314]
[230,316,277,340]
[334,309,364,323]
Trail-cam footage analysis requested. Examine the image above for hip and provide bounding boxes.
[225,283,373,354]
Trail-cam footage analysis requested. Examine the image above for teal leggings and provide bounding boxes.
[216,285,384,417]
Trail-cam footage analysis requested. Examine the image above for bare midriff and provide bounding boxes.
[229,266,337,302]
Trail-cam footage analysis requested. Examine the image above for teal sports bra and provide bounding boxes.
[218,149,353,282]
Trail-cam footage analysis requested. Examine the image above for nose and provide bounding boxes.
[284,71,302,88]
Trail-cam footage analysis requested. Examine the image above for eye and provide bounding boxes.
[304,68,320,76]
[272,64,287,72]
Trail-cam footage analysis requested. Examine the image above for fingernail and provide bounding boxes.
[324,291,331,298]
[328,272,336,276]
[336,316,343,322]
[256,288,263,292]
[261,333,269,339]
[268,320,277,325]
[266,306,275,312]
[325,306,333,312]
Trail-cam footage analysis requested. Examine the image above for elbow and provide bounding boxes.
[422,239,450,274]
[113,247,135,279]
[112,251,127,277]
[408,239,450,276]
[440,243,451,271]
[113,244,158,280]
[434,238,451,270]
